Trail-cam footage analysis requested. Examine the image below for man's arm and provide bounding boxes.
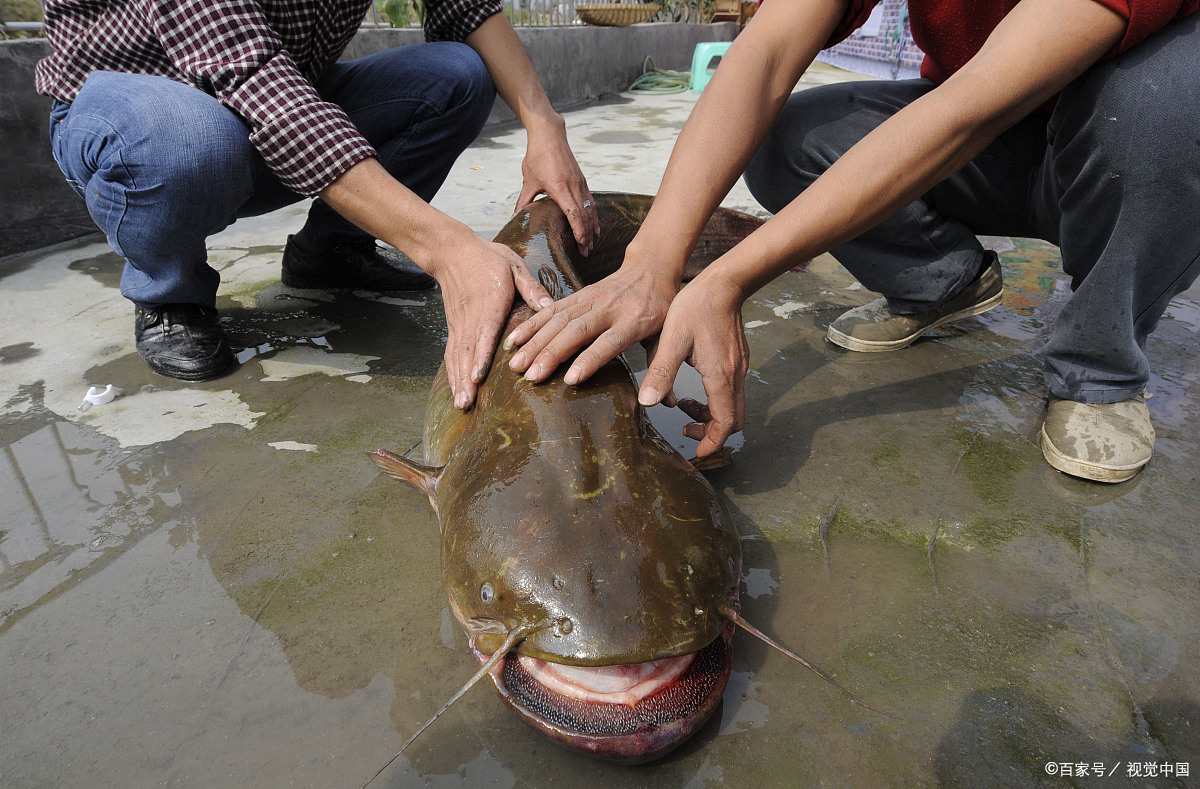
[686,0,1128,300]
[326,10,599,406]
[639,0,1128,456]
[150,0,565,409]
[465,14,600,254]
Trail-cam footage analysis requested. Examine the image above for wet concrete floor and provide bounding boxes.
[1,64,1197,788]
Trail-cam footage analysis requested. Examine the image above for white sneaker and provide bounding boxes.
[1039,395,1154,483]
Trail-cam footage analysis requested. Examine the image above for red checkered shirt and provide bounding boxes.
[35,0,501,196]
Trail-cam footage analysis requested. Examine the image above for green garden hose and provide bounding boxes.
[629,56,690,94]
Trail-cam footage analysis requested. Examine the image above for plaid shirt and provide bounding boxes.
[35,0,501,196]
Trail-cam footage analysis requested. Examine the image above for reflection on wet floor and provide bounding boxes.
[235,333,333,365]
[0,419,176,630]
[2,80,1198,787]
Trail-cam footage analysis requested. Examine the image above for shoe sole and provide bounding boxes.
[826,290,1003,353]
[143,351,237,382]
[1038,427,1144,483]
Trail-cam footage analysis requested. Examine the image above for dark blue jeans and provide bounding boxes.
[745,14,1200,404]
[49,43,495,308]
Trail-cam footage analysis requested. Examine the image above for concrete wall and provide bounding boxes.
[0,39,99,255]
[0,23,735,257]
[345,24,735,126]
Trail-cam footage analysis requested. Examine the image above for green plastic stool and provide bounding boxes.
[689,41,732,93]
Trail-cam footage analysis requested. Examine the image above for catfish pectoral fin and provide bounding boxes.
[369,449,441,503]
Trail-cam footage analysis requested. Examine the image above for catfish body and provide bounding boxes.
[374,193,763,762]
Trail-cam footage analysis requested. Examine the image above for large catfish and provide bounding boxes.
[368,194,890,783]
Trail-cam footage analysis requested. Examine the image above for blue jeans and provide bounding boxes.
[49,43,495,308]
[744,14,1200,404]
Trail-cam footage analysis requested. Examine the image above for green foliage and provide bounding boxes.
[503,6,532,25]
[0,0,43,22]
[376,0,425,28]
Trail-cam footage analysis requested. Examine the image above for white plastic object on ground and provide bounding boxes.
[78,384,117,412]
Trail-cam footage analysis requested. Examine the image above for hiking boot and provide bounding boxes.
[281,235,436,291]
[1039,395,1154,483]
[827,251,1003,352]
[134,303,236,381]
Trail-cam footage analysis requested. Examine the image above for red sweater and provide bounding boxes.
[828,0,1198,85]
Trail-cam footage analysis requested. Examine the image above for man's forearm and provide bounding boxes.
[627,0,848,281]
[317,157,473,275]
[464,14,564,141]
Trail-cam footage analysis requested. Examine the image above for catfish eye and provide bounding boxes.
[480,583,494,605]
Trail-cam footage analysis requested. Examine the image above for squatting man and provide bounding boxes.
[36,0,600,411]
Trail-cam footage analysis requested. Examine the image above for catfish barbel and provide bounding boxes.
[365,193,895,786]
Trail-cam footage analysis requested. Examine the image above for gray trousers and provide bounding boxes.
[744,14,1200,404]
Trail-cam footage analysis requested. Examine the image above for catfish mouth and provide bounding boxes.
[473,624,734,764]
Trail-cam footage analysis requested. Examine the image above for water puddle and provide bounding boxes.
[0,417,179,633]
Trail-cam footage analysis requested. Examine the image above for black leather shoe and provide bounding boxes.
[281,235,436,291]
[134,304,236,381]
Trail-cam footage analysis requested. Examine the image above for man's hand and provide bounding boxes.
[318,159,553,410]
[430,232,555,409]
[637,271,748,459]
[465,14,599,254]
[516,116,600,256]
[505,248,680,385]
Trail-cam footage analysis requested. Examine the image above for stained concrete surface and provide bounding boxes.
[1,64,1197,788]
